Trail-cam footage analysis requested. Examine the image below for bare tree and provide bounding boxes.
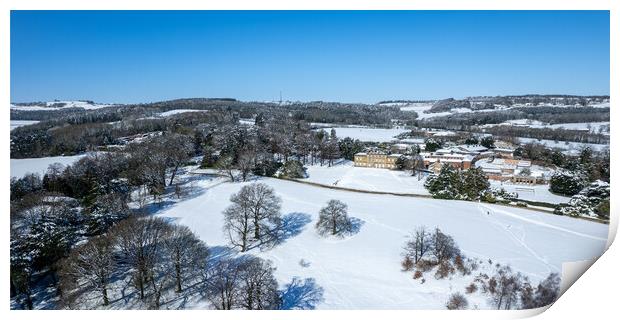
[206,258,242,310]
[216,154,235,182]
[431,228,460,263]
[315,200,353,237]
[488,265,524,310]
[59,235,115,306]
[163,225,209,292]
[223,199,252,252]
[237,257,280,310]
[163,133,194,186]
[403,226,431,264]
[112,217,171,301]
[237,150,256,182]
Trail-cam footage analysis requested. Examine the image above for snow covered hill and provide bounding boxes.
[10,100,118,111]
[154,175,608,309]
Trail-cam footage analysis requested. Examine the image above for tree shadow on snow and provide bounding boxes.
[261,212,312,249]
[342,217,365,237]
[279,277,324,310]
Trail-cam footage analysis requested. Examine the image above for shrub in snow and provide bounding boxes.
[446,292,468,310]
[465,283,478,294]
[434,260,455,279]
[554,180,610,219]
[549,169,588,196]
[489,188,518,202]
[425,138,442,152]
[401,256,414,271]
[278,160,307,179]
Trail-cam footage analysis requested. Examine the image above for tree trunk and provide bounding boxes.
[102,285,109,306]
[175,255,182,292]
[169,164,180,186]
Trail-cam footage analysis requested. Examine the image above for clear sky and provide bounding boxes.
[10,10,610,104]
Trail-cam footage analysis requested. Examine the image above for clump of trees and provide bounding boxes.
[554,180,610,219]
[206,256,281,310]
[424,165,490,201]
[549,170,589,196]
[473,266,561,310]
[223,183,282,251]
[401,226,461,275]
[278,160,307,179]
[59,216,209,309]
[315,200,358,238]
[401,227,562,310]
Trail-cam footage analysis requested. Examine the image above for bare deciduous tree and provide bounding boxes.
[223,183,282,250]
[315,200,353,237]
[163,225,209,292]
[59,235,115,306]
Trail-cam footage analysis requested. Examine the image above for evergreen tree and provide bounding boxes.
[424,164,461,199]
[461,167,490,200]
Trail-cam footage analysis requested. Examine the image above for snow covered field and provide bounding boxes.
[517,137,609,154]
[303,161,429,195]
[483,120,610,134]
[489,181,571,205]
[10,120,40,130]
[10,100,116,111]
[10,154,88,178]
[158,109,209,117]
[155,175,608,309]
[317,127,409,142]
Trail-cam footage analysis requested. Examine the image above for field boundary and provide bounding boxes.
[281,178,608,225]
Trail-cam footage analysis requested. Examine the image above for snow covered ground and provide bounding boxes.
[155,175,608,309]
[489,181,571,205]
[517,137,609,154]
[316,127,409,142]
[158,109,209,117]
[482,120,610,134]
[10,154,88,178]
[548,121,610,133]
[10,100,116,111]
[302,161,429,195]
[10,120,40,130]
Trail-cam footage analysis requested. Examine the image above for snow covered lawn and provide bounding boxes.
[10,154,88,178]
[489,181,571,205]
[155,175,608,309]
[302,161,429,195]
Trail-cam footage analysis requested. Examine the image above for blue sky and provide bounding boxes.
[11,11,609,104]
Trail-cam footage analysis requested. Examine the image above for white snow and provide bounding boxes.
[483,120,610,134]
[489,181,571,205]
[158,109,208,117]
[10,100,116,111]
[548,121,610,133]
[10,154,88,178]
[316,127,409,142]
[154,175,608,309]
[302,161,429,195]
[517,137,609,154]
[10,120,40,130]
